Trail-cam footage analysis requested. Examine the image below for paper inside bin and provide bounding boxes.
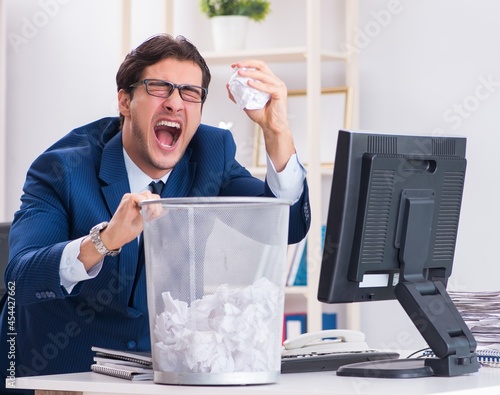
[153,277,281,373]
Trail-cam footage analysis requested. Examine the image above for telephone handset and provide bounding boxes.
[282,329,370,357]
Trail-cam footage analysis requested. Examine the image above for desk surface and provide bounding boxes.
[11,367,500,395]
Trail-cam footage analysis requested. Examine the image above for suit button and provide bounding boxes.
[303,202,310,221]
[126,340,137,350]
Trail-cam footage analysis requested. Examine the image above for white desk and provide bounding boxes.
[11,367,500,395]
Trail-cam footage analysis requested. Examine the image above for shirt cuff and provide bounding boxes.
[266,153,307,203]
[60,237,103,294]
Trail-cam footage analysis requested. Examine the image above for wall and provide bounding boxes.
[356,0,500,350]
[4,0,124,219]
[2,0,345,220]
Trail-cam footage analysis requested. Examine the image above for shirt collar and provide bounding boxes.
[123,148,170,193]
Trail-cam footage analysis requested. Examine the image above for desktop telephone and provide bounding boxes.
[281,329,400,374]
[282,329,370,357]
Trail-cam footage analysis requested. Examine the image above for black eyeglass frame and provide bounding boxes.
[129,79,208,103]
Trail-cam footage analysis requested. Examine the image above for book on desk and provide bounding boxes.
[90,346,153,381]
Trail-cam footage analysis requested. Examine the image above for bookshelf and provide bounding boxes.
[165,0,360,334]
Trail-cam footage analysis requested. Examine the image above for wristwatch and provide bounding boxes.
[89,221,121,257]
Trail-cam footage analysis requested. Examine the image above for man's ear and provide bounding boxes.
[118,89,131,116]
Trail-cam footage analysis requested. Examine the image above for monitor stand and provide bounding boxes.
[337,358,433,378]
[336,278,480,378]
[338,191,480,378]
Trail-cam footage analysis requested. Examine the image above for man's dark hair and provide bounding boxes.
[116,34,211,128]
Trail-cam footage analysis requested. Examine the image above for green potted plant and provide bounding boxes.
[199,0,271,22]
[199,0,271,51]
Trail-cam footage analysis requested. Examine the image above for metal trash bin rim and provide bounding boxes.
[138,196,293,209]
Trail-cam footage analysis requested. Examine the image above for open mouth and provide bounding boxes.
[154,120,181,148]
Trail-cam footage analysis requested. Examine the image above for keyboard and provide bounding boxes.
[281,350,400,374]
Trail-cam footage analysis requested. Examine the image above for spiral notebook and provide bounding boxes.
[91,346,152,366]
[91,363,153,381]
[475,347,500,367]
[422,347,500,368]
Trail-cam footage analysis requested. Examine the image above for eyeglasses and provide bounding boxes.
[129,79,208,103]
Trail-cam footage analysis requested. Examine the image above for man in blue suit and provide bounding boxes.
[0,34,310,393]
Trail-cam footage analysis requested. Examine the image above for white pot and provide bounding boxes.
[210,15,250,51]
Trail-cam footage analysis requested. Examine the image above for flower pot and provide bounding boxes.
[210,15,250,51]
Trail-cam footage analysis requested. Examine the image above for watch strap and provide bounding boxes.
[90,221,121,257]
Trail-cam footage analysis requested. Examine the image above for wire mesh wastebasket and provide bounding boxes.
[139,197,292,385]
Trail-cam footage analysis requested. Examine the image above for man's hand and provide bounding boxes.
[79,189,160,271]
[227,60,296,172]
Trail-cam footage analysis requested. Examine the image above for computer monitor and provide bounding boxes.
[318,130,479,378]
[0,222,10,298]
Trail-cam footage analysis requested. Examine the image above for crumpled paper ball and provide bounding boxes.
[228,67,270,110]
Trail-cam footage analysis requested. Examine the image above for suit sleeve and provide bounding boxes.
[216,127,311,245]
[7,151,80,306]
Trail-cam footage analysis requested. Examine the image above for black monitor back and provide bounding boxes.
[318,130,467,304]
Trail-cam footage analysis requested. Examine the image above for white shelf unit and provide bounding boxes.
[201,47,347,64]
[166,0,360,334]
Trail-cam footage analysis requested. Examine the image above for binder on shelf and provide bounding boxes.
[284,313,307,341]
[286,238,306,286]
[293,247,307,286]
[287,225,326,287]
[322,313,337,330]
[282,313,336,342]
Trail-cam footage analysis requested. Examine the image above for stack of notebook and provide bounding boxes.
[90,346,153,381]
[449,291,500,366]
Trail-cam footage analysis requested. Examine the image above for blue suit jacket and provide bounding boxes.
[0,117,310,378]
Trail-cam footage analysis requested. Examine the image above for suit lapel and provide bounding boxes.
[98,131,142,313]
[99,131,131,214]
[162,149,196,197]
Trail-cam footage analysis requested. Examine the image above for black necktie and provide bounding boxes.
[149,180,164,195]
[129,180,164,307]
